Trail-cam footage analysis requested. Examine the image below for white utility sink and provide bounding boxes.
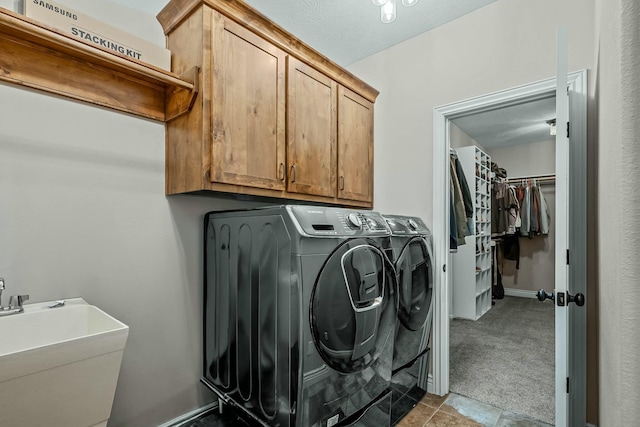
[0,298,129,427]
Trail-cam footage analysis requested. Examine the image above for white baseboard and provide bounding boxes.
[157,402,218,427]
[503,288,538,299]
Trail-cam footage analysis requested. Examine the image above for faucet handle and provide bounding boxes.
[8,294,29,309]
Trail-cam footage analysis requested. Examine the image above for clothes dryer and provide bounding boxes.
[381,215,434,396]
[203,206,397,427]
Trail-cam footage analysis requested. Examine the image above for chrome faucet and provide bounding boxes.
[0,278,30,317]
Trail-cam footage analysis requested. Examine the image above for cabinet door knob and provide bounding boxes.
[279,162,285,181]
[291,165,296,183]
[340,176,345,190]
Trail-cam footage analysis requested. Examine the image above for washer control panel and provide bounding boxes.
[287,206,391,236]
[346,213,362,229]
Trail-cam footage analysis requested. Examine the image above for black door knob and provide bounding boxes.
[568,292,585,307]
[536,289,554,302]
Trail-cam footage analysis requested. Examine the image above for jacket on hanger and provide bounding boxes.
[450,156,469,246]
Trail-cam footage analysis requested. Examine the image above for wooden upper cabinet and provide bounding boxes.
[287,57,337,198]
[210,13,286,191]
[338,86,374,203]
[158,0,378,207]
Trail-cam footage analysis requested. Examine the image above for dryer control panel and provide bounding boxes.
[287,206,391,237]
[382,214,431,236]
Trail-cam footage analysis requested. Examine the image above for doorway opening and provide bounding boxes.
[430,70,588,427]
[447,94,557,424]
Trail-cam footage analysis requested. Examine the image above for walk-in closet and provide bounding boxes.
[448,96,557,425]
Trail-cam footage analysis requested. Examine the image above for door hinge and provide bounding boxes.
[567,122,570,138]
[566,377,570,393]
[566,249,570,265]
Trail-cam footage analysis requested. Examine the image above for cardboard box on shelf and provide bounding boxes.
[24,0,171,70]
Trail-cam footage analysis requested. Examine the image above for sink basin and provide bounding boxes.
[0,298,129,427]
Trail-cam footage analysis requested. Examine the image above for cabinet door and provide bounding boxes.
[337,86,374,203]
[287,57,337,197]
[211,13,286,190]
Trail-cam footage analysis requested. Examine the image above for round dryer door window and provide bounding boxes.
[396,237,433,331]
[310,239,395,374]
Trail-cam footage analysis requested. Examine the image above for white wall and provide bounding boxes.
[595,0,640,425]
[0,83,267,426]
[349,0,595,230]
[0,2,267,426]
[347,0,598,422]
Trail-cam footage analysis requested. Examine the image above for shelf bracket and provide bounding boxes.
[165,65,199,122]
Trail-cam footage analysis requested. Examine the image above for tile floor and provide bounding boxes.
[185,391,553,426]
[397,393,554,427]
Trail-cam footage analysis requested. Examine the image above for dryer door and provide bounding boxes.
[395,236,433,332]
[311,238,395,374]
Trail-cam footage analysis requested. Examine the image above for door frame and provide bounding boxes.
[430,70,587,423]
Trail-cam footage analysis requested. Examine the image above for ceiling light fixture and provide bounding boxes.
[373,0,418,24]
[381,0,397,23]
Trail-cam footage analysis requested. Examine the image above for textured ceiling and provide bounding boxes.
[113,0,498,66]
[452,97,557,149]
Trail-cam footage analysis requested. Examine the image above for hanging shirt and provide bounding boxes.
[491,181,510,235]
[538,185,551,235]
[450,156,468,246]
[520,184,531,237]
[450,188,458,252]
[530,183,540,236]
[506,185,521,234]
[454,156,474,234]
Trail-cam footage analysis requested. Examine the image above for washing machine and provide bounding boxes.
[381,214,434,415]
[203,205,398,426]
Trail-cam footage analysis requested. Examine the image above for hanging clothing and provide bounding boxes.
[493,179,524,236]
[454,156,474,234]
[506,186,521,234]
[492,239,505,299]
[450,189,458,252]
[538,184,551,235]
[502,233,521,269]
[530,182,540,235]
[450,155,469,246]
[519,184,531,237]
[516,180,551,237]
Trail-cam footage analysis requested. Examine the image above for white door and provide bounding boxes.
[546,28,588,427]
[553,26,571,427]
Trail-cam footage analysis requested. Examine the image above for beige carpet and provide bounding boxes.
[449,296,555,425]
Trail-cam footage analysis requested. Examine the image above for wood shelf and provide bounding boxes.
[0,7,197,121]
